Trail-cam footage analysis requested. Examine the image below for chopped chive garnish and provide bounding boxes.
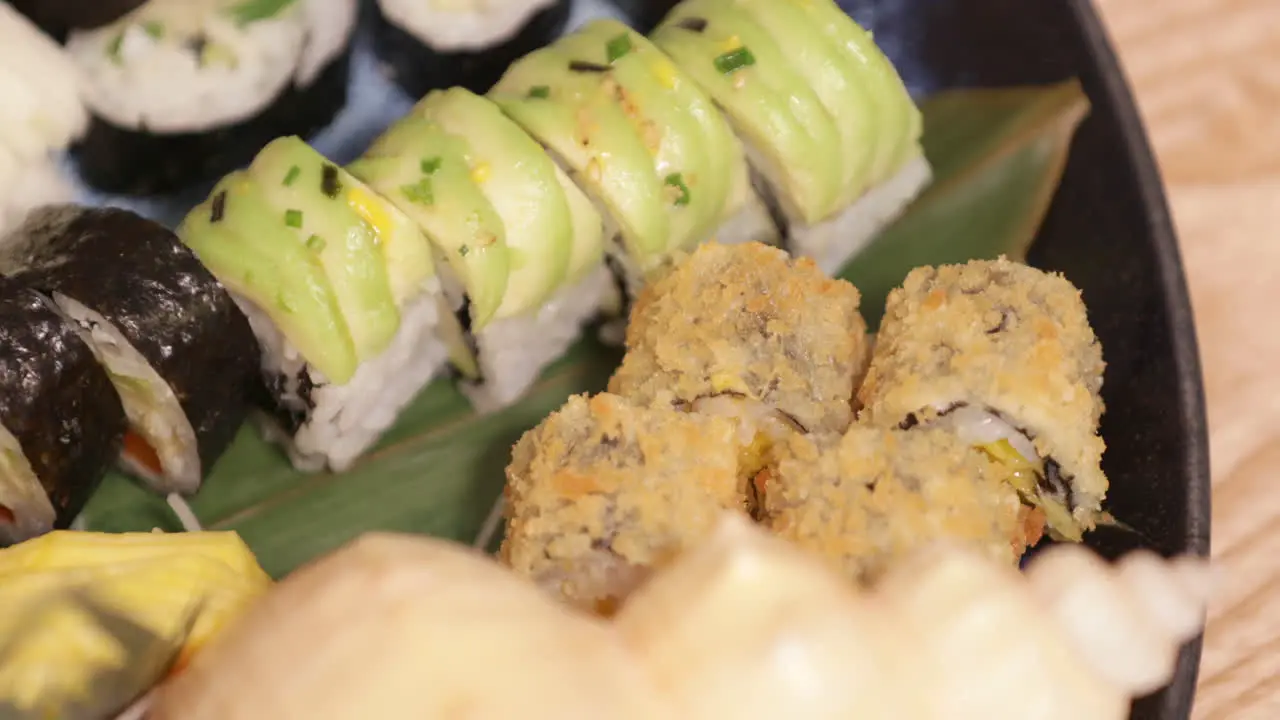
[458,245,470,257]
[676,17,708,33]
[568,60,611,73]
[142,21,164,39]
[282,165,301,186]
[284,209,304,228]
[606,33,632,63]
[420,157,442,175]
[401,178,435,206]
[528,85,551,99]
[306,234,326,251]
[665,173,691,206]
[106,33,124,63]
[210,191,227,223]
[320,164,342,198]
[226,0,298,27]
[714,47,755,74]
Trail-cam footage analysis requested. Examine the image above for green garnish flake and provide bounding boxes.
[282,165,301,186]
[276,290,294,313]
[420,157,442,175]
[458,245,470,257]
[527,85,551,99]
[142,21,164,39]
[284,209,304,228]
[226,0,298,27]
[606,33,633,63]
[106,33,124,64]
[665,173,691,206]
[401,178,435,206]
[714,47,756,75]
[306,234,326,252]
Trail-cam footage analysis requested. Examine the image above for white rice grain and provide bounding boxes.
[379,0,558,53]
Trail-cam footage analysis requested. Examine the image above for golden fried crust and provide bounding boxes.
[500,393,746,613]
[857,257,1108,521]
[608,242,868,435]
[762,426,1024,585]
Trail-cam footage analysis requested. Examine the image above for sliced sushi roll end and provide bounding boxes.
[66,0,358,195]
[858,257,1108,542]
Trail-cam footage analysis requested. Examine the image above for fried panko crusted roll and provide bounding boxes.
[500,392,746,615]
[857,257,1107,542]
[609,241,868,445]
[760,426,1028,585]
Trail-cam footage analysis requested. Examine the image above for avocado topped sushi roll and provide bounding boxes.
[0,206,260,498]
[180,137,451,473]
[349,88,612,412]
[500,392,748,615]
[66,0,358,196]
[759,426,1028,585]
[652,0,932,274]
[0,277,128,546]
[372,0,574,98]
[857,258,1108,542]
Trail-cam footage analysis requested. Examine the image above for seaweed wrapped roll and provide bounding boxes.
[0,206,260,497]
[500,392,748,615]
[857,258,1108,542]
[652,0,932,275]
[372,0,574,98]
[5,0,146,40]
[66,0,358,195]
[759,426,1029,585]
[0,278,127,546]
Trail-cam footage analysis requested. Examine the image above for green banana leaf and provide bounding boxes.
[78,80,1091,579]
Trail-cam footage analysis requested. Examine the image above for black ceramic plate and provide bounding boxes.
[830,0,1212,717]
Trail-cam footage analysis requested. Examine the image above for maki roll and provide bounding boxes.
[489,20,777,302]
[0,3,89,235]
[66,0,358,196]
[759,426,1030,586]
[4,0,146,41]
[857,258,1108,542]
[500,392,748,615]
[349,88,613,412]
[372,0,574,98]
[0,277,127,546]
[0,205,260,497]
[608,242,868,443]
[180,137,450,472]
[652,0,933,275]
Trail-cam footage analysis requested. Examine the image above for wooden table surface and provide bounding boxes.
[1092,0,1280,717]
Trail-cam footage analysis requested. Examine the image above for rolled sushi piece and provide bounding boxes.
[488,20,776,301]
[760,426,1031,585]
[652,0,933,275]
[0,3,89,235]
[500,393,749,615]
[0,277,128,546]
[5,0,146,41]
[0,205,261,498]
[349,88,612,412]
[180,137,450,473]
[372,0,574,98]
[608,242,868,456]
[857,258,1108,542]
[66,0,358,196]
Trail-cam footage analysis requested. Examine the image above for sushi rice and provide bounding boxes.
[378,0,562,53]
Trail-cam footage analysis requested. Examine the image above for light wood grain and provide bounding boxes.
[1092,0,1280,717]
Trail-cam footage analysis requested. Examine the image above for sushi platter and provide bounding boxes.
[0,0,1210,717]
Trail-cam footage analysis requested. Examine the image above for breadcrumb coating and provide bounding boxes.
[500,393,747,615]
[608,242,868,435]
[857,257,1107,531]
[761,426,1025,585]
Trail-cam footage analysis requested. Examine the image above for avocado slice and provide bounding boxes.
[732,0,877,213]
[412,88,571,319]
[348,117,510,330]
[489,45,670,269]
[783,0,923,186]
[252,137,436,307]
[247,140,401,362]
[178,172,359,384]
[554,21,718,253]
[653,1,843,225]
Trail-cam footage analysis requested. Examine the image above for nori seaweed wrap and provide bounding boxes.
[609,0,679,33]
[371,0,573,98]
[0,276,127,546]
[0,205,261,497]
[4,0,147,41]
